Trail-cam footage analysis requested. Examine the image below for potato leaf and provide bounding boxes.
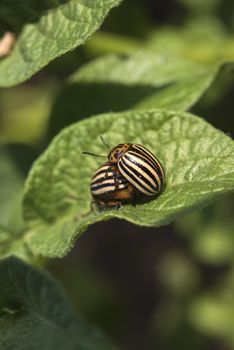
[22,109,234,258]
[0,257,116,350]
[66,51,218,112]
[0,0,122,87]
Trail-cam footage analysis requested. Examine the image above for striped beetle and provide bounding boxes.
[83,139,165,208]
[91,162,135,208]
[108,143,165,196]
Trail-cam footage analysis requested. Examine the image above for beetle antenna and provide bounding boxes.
[100,135,110,150]
[82,151,106,158]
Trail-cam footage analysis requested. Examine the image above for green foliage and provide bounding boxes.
[0,0,122,87]
[48,52,223,138]
[66,51,219,112]
[147,17,234,64]
[0,226,34,263]
[22,109,234,258]
[0,146,24,232]
[0,1,234,348]
[0,147,37,262]
[0,257,116,350]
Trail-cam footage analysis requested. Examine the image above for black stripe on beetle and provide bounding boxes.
[85,141,165,208]
[108,143,165,197]
[121,154,158,190]
[123,153,160,187]
[118,159,156,196]
[91,163,128,197]
[130,144,165,178]
[90,162,135,208]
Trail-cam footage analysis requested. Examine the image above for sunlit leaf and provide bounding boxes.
[0,0,122,87]
[67,51,218,112]
[22,109,234,257]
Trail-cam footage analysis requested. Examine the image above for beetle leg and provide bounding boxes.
[116,201,122,209]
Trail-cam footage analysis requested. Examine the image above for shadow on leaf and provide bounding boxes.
[47,81,170,139]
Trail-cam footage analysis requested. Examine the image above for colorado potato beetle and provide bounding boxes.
[108,143,165,196]
[83,139,165,208]
[91,162,135,208]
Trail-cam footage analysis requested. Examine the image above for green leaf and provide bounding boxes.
[61,51,219,114]
[146,18,234,64]
[0,226,34,263]
[0,257,116,350]
[0,146,39,262]
[22,109,234,258]
[0,0,122,87]
[0,146,24,232]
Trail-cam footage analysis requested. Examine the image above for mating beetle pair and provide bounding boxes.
[84,141,165,208]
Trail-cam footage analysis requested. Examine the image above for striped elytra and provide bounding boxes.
[91,162,134,207]
[108,143,165,196]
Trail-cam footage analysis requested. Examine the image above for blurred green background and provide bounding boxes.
[0,0,234,349]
